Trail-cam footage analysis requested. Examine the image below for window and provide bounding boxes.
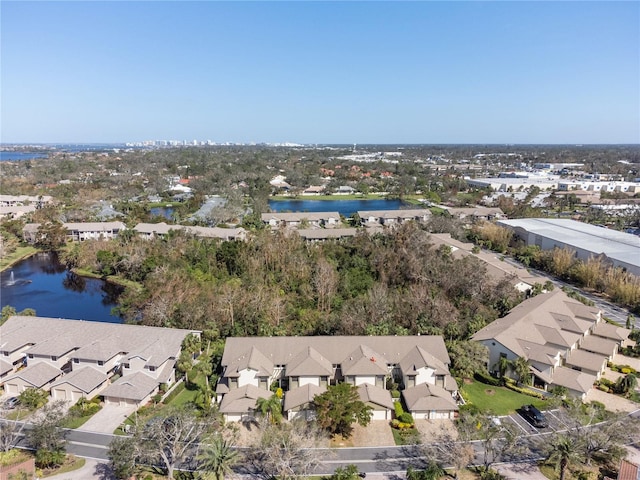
[51,356,57,361]
[28,354,34,359]
[98,361,104,366]
[73,358,79,363]
[148,366,156,372]
[123,363,130,369]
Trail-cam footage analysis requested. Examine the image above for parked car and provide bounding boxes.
[520,404,548,428]
[2,397,19,410]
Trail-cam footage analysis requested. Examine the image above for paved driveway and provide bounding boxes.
[79,403,138,434]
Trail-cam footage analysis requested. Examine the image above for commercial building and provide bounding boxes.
[497,218,640,276]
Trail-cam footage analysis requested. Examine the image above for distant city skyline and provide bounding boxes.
[1,1,638,145]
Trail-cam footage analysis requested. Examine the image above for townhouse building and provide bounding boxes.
[216,336,459,422]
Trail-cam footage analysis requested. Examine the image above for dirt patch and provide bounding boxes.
[485,389,496,395]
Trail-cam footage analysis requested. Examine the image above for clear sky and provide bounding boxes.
[1,1,638,144]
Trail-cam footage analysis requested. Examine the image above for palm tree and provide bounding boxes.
[546,434,581,480]
[255,394,283,425]
[615,373,638,396]
[496,356,510,383]
[197,435,238,480]
[513,357,531,386]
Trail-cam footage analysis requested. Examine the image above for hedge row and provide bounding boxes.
[162,381,186,404]
[474,371,501,387]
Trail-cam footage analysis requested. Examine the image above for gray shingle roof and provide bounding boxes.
[592,322,631,342]
[221,336,451,373]
[50,366,108,393]
[402,383,458,412]
[101,372,158,401]
[218,384,272,414]
[283,384,325,411]
[4,362,62,388]
[549,366,596,394]
[341,345,388,376]
[564,350,607,372]
[0,360,12,376]
[580,335,618,356]
[472,290,600,360]
[357,383,394,410]
[286,347,333,377]
[225,346,274,378]
[399,346,450,376]
[1,316,198,369]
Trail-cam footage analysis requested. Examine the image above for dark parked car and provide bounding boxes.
[520,404,548,428]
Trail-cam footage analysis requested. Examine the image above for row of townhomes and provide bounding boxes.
[0,316,199,406]
[0,195,53,220]
[22,222,247,243]
[260,209,433,230]
[216,336,459,422]
[472,289,632,400]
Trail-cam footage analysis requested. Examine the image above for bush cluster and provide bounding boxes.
[474,371,501,387]
[391,400,415,429]
[503,379,545,399]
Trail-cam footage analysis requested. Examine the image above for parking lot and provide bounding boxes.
[494,408,571,436]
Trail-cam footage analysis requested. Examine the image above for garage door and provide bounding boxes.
[6,384,18,395]
[54,389,67,400]
[71,391,83,402]
[371,410,388,420]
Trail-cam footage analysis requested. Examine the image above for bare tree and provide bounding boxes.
[247,419,328,479]
[0,419,24,452]
[313,256,338,313]
[139,407,208,480]
[423,422,475,480]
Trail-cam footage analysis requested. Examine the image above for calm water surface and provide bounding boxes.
[0,152,48,161]
[1,252,123,323]
[268,198,404,217]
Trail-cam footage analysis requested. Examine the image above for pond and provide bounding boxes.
[150,206,174,220]
[1,252,123,323]
[268,198,405,218]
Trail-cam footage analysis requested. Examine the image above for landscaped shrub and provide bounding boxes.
[394,401,404,418]
[390,389,400,399]
[390,419,414,430]
[504,382,545,399]
[459,403,481,415]
[35,449,65,469]
[398,412,414,425]
[474,371,501,387]
[68,400,100,417]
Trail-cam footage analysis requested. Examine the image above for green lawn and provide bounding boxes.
[461,381,548,415]
[0,246,38,272]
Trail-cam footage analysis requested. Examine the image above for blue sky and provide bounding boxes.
[1,1,638,144]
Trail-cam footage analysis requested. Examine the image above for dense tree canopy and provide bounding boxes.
[312,383,372,438]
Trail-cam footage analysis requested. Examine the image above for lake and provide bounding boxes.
[150,206,174,220]
[0,152,48,161]
[1,252,123,323]
[268,198,404,217]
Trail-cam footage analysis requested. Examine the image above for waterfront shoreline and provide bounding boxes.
[0,247,39,273]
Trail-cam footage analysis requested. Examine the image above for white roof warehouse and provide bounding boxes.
[497,218,640,276]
